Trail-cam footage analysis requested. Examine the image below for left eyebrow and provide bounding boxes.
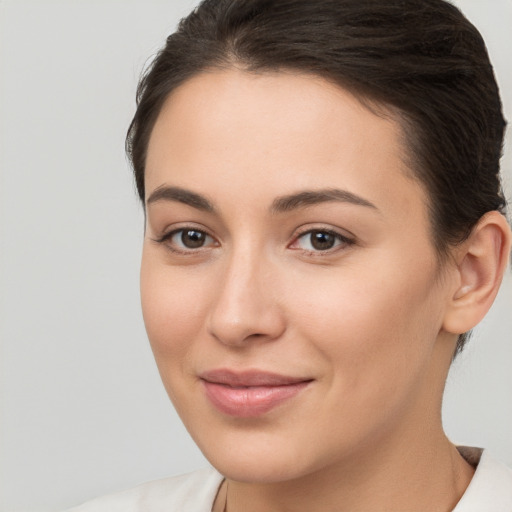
[270,188,379,214]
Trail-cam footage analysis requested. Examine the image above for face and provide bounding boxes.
[141,69,457,483]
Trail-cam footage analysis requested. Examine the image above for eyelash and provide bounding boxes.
[290,228,355,255]
[152,227,217,255]
[152,226,355,256]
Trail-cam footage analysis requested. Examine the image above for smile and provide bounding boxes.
[200,369,313,418]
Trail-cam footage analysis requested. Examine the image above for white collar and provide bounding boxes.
[453,447,512,511]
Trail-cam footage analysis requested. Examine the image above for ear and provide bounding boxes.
[442,211,512,335]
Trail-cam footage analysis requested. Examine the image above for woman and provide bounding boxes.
[69,0,512,510]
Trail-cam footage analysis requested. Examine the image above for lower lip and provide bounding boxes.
[202,380,311,418]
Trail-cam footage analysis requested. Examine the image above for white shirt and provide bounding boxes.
[66,448,512,511]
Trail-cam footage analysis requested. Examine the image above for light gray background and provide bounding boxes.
[0,1,510,511]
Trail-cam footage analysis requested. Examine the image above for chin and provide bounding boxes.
[189,422,329,484]
[207,454,309,484]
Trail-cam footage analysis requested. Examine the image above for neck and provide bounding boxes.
[223,431,474,512]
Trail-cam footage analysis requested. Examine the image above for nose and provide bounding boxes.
[206,249,286,347]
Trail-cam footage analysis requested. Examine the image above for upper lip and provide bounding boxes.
[199,369,313,387]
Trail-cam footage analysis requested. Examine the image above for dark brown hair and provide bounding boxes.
[126,0,508,353]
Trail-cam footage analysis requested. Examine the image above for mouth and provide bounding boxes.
[199,369,313,418]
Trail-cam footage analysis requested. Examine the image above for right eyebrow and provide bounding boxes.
[146,185,215,213]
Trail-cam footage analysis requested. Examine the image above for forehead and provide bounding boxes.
[148,68,401,161]
[145,68,427,223]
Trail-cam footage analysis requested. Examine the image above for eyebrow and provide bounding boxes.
[146,185,215,212]
[270,188,378,214]
[146,185,378,214]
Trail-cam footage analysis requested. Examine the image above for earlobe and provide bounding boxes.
[443,211,512,335]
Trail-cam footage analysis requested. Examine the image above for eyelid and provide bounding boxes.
[289,226,356,254]
[151,224,219,254]
[150,223,355,256]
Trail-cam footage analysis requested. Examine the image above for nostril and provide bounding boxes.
[207,312,286,347]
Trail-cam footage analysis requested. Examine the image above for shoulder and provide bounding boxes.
[65,467,224,512]
[454,448,512,512]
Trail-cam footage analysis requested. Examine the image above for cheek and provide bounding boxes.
[286,254,443,385]
[279,261,443,454]
[140,251,208,364]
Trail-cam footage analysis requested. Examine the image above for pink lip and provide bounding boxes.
[200,369,313,418]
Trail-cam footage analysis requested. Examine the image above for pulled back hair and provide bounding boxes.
[126,0,508,354]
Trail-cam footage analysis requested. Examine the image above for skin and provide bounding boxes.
[141,69,479,511]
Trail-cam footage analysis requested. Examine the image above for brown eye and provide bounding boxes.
[310,231,336,250]
[292,229,353,253]
[158,228,217,252]
[180,229,207,248]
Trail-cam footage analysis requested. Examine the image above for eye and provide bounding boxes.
[292,229,353,252]
[155,228,217,252]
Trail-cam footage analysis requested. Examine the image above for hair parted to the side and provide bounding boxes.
[126,0,508,354]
